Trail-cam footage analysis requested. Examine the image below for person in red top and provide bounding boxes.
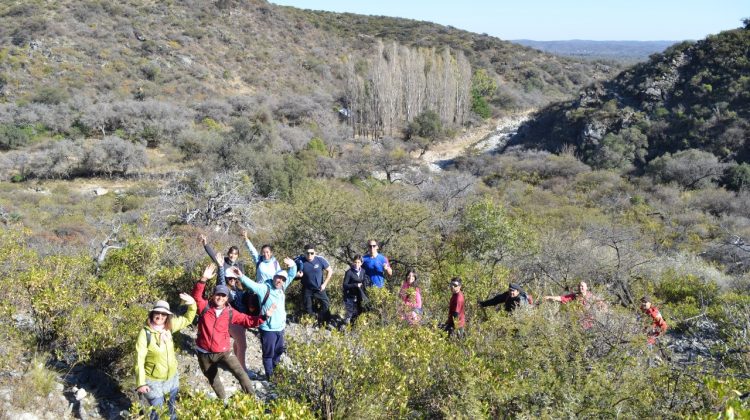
[444,277,466,338]
[543,281,593,304]
[191,263,275,400]
[640,295,667,345]
[543,281,605,329]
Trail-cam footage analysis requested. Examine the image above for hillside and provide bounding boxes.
[3,2,750,419]
[508,25,750,179]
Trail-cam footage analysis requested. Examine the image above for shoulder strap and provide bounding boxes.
[144,327,152,347]
[229,307,233,324]
[261,287,271,309]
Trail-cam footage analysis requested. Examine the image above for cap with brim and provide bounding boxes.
[214,285,230,296]
[509,283,521,291]
[274,270,289,280]
[150,300,173,315]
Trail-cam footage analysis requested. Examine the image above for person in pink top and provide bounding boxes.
[399,269,423,325]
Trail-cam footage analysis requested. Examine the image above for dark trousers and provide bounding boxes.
[260,329,285,380]
[303,287,331,322]
[343,297,361,323]
[196,350,252,400]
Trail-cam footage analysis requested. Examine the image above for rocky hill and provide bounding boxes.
[508,25,750,177]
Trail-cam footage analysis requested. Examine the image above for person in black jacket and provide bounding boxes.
[342,255,370,325]
[479,283,531,312]
[199,234,245,286]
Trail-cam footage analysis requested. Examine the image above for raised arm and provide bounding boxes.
[242,230,260,265]
[200,234,222,266]
[170,293,197,332]
[283,257,297,289]
[192,263,216,313]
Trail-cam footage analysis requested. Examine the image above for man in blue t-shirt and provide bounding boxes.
[295,244,334,323]
[362,239,392,288]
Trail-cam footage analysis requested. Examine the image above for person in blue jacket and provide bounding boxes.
[231,257,297,381]
[242,230,282,284]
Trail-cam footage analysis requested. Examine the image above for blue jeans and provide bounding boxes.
[145,386,177,420]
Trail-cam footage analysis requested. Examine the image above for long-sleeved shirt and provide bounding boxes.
[239,265,297,332]
[399,283,422,309]
[191,281,266,352]
[342,267,369,300]
[204,243,245,285]
[479,291,529,312]
[244,239,281,283]
[134,303,196,388]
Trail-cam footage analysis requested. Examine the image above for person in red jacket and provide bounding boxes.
[444,277,466,338]
[191,264,275,400]
[640,295,668,345]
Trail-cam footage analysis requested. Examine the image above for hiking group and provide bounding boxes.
[134,233,668,418]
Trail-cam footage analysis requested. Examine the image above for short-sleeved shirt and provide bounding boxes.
[296,255,330,291]
[362,253,390,288]
[448,292,466,328]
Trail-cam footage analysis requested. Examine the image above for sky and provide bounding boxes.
[270,0,747,41]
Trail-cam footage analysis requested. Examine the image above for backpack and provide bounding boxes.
[242,259,278,315]
[523,292,534,306]
[243,286,271,317]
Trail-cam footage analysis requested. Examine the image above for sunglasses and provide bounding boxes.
[153,312,168,317]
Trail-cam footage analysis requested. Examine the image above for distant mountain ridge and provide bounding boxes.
[512,39,678,62]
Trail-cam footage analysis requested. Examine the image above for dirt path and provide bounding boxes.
[420,111,534,169]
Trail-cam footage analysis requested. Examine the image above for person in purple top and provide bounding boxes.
[361,239,392,288]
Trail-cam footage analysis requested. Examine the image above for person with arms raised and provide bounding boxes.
[191,264,275,400]
[135,293,196,420]
[230,257,296,380]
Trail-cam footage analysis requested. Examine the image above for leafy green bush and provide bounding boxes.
[279,325,490,419]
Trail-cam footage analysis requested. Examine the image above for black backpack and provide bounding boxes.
[242,259,277,316]
[243,286,271,317]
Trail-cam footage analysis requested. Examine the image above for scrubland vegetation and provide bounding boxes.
[1,0,749,418]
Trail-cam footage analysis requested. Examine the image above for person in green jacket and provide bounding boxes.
[135,293,197,420]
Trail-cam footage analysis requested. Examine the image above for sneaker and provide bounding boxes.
[246,369,262,380]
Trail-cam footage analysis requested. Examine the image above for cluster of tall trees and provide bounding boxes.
[344,41,472,138]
